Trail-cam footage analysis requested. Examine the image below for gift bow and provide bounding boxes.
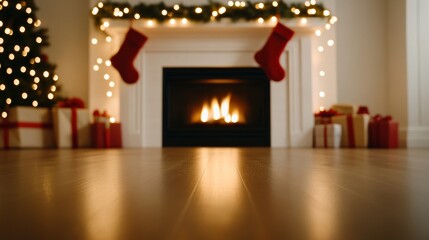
[315,109,338,117]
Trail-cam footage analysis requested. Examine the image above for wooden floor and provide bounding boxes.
[0,148,429,240]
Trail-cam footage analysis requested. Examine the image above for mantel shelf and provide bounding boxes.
[104,18,326,36]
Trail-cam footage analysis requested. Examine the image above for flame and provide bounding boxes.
[199,95,242,124]
[201,103,209,123]
[211,98,221,120]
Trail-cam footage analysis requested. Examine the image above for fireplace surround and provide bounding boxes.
[108,20,319,147]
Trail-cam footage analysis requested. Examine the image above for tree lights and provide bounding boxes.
[0,0,61,117]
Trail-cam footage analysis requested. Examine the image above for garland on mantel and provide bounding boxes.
[91,0,333,26]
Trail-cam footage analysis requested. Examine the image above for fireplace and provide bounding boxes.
[163,67,270,146]
[111,22,316,147]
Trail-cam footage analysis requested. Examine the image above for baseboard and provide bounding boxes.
[401,127,429,148]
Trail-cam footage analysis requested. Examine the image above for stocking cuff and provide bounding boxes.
[126,28,148,47]
[274,22,295,42]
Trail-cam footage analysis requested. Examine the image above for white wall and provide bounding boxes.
[37,0,89,104]
[406,0,429,147]
[336,0,388,115]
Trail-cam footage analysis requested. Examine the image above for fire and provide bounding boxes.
[200,95,241,124]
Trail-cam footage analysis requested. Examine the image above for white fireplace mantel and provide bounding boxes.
[105,19,324,147]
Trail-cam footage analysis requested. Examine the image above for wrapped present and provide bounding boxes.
[332,114,370,148]
[368,115,382,148]
[52,98,90,148]
[314,124,342,148]
[369,115,398,148]
[52,109,90,148]
[91,110,122,148]
[0,107,54,149]
[332,104,357,115]
[314,109,338,125]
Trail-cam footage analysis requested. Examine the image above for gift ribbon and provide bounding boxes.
[1,121,53,149]
[71,108,78,149]
[346,115,356,148]
[324,125,328,148]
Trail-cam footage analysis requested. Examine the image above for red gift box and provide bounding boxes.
[91,122,122,148]
[368,115,399,148]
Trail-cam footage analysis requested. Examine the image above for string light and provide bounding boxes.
[181,18,188,24]
[169,19,176,25]
[318,46,324,52]
[271,16,277,23]
[219,7,226,14]
[16,3,22,10]
[228,1,234,7]
[319,91,326,98]
[325,23,331,30]
[93,65,100,71]
[305,1,311,7]
[34,77,40,83]
[109,81,115,87]
[6,98,12,105]
[0,84,5,91]
[32,84,38,90]
[1,112,7,119]
[96,58,103,64]
[48,93,54,99]
[320,71,326,77]
[3,1,9,7]
[53,75,59,81]
[106,36,112,42]
[32,101,38,107]
[300,18,308,24]
[327,40,335,46]
[36,37,42,43]
[13,79,20,85]
[6,68,12,74]
[272,1,278,7]
[20,66,26,73]
[104,74,110,80]
[161,9,168,16]
[323,10,331,16]
[9,53,15,60]
[92,7,99,15]
[91,38,98,45]
[105,60,112,67]
[311,0,317,5]
[22,93,28,99]
[35,57,41,63]
[30,70,36,76]
[50,86,56,92]
[98,2,104,8]
[315,30,322,36]
[106,91,113,97]
[43,71,49,78]
[257,18,264,24]
[26,8,32,14]
[173,4,180,11]
[256,3,264,9]
[195,7,202,14]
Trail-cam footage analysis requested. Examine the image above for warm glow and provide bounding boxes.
[199,95,242,124]
[110,117,116,123]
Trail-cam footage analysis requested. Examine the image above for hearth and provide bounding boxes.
[163,68,270,147]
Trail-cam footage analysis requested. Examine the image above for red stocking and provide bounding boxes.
[110,28,148,84]
[254,22,294,81]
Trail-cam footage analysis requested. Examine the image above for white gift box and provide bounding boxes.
[52,107,91,148]
[0,107,54,148]
[314,124,342,148]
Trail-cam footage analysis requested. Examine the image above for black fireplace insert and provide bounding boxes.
[163,67,270,147]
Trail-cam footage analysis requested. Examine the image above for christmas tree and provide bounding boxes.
[0,0,60,118]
